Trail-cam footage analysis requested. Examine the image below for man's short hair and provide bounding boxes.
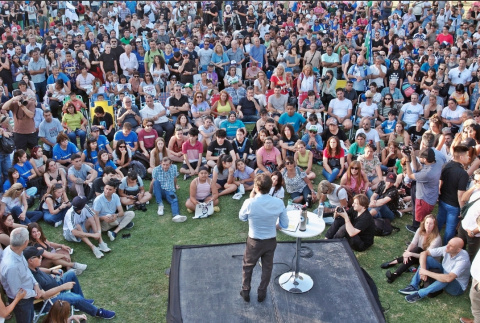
[216,129,227,138]
[94,106,105,114]
[254,173,273,194]
[103,166,116,175]
[71,153,81,160]
[354,194,370,209]
[123,122,132,130]
[188,128,199,137]
[421,132,436,148]
[10,227,29,247]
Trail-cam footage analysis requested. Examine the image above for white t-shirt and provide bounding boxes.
[441,106,465,123]
[140,103,169,124]
[358,102,378,118]
[326,185,348,207]
[369,64,387,88]
[355,128,381,143]
[329,98,352,118]
[401,103,423,125]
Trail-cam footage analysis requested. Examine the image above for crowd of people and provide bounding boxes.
[1,0,480,321]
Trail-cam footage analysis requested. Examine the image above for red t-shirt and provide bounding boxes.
[182,140,203,162]
[436,33,454,45]
[138,129,158,150]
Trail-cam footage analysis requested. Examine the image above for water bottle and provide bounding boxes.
[306,194,312,208]
[317,203,324,220]
[299,206,308,231]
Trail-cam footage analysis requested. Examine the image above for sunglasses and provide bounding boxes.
[119,145,126,148]
[133,75,139,78]
[285,161,293,165]
[351,167,359,170]
[196,95,203,98]
[385,97,392,100]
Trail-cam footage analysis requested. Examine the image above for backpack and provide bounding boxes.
[374,218,400,236]
[130,160,147,179]
[0,135,15,154]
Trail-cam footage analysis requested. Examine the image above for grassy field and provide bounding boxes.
[32,160,472,323]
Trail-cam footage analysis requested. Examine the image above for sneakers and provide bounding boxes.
[172,215,187,223]
[107,231,117,241]
[126,204,133,210]
[184,174,191,180]
[405,292,421,303]
[92,247,104,259]
[98,242,111,253]
[96,308,116,320]
[386,271,398,284]
[214,206,220,212]
[399,285,418,295]
[125,221,134,229]
[54,220,63,228]
[405,225,418,234]
[73,262,87,275]
[157,205,164,216]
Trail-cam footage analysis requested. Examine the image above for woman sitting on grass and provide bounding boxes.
[0,183,43,225]
[212,154,238,197]
[269,171,285,200]
[40,183,71,227]
[281,156,317,204]
[186,166,220,213]
[0,213,26,246]
[28,222,87,275]
[233,159,255,191]
[81,136,99,168]
[340,161,369,196]
[118,169,152,212]
[380,214,441,283]
[29,146,47,177]
[148,137,168,174]
[167,126,186,163]
[294,140,316,182]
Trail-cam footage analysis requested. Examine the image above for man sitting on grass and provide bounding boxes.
[25,246,116,319]
[399,237,471,303]
[64,196,111,259]
[93,179,135,242]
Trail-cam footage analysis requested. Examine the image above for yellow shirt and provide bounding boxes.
[217,101,232,113]
[62,112,83,130]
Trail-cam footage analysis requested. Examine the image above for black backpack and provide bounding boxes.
[0,135,15,154]
[374,218,400,236]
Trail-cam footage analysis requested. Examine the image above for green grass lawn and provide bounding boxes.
[33,160,472,323]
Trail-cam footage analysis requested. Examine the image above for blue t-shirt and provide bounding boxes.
[53,142,79,161]
[114,131,138,149]
[381,120,397,134]
[3,178,27,192]
[94,160,117,177]
[220,119,245,138]
[278,113,306,133]
[97,135,110,152]
[93,193,121,217]
[249,44,267,65]
[83,149,98,164]
[14,162,34,182]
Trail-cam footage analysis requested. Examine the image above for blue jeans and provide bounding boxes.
[322,168,340,183]
[370,204,395,220]
[289,185,312,203]
[67,129,87,150]
[240,114,259,123]
[34,80,47,103]
[0,153,11,193]
[9,297,34,323]
[50,270,98,316]
[437,200,461,245]
[153,180,180,216]
[410,256,465,298]
[10,206,43,225]
[43,208,68,226]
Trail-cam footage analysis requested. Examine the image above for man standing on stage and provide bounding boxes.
[239,173,288,303]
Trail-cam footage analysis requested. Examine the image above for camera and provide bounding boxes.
[320,75,329,82]
[47,92,53,98]
[21,99,28,106]
[336,206,344,213]
[401,145,412,154]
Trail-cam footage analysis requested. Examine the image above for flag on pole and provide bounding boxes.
[66,2,79,22]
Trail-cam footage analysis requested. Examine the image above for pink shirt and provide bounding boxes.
[182,140,203,162]
[258,146,281,165]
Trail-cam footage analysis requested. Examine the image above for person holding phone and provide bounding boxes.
[324,194,376,252]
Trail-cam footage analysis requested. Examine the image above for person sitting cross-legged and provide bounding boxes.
[25,246,116,319]
[93,179,135,242]
[152,157,187,222]
[63,196,111,259]
[399,237,471,303]
[118,169,152,212]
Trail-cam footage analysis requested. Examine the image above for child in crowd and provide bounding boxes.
[294,140,316,181]
[199,116,216,147]
[377,109,398,141]
[233,159,255,191]
[212,154,238,197]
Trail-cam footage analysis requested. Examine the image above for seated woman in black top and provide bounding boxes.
[278,124,299,160]
[325,194,375,252]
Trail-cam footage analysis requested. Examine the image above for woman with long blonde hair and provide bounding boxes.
[340,160,369,195]
[381,214,441,283]
[0,183,43,225]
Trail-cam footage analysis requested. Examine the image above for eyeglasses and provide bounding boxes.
[385,98,392,100]
[264,141,273,145]
[16,188,24,192]
[175,89,181,91]
[196,95,203,98]
[133,75,139,78]
[285,161,293,165]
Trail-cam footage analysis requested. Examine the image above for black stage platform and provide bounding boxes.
[167,240,385,323]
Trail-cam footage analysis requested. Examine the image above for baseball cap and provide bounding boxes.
[309,125,318,133]
[72,196,87,210]
[229,77,239,84]
[385,172,397,183]
[23,246,44,260]
[91,126,100,132]
[183,83,193,89]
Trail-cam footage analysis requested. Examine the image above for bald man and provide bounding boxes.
[399,237,471,303]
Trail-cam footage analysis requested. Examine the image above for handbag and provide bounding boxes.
[193,200,214,219]
[402,82,416,98]
[460,196,480,219]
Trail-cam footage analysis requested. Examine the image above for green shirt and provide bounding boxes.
[144,49,162,70]
[120,36,133,45]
